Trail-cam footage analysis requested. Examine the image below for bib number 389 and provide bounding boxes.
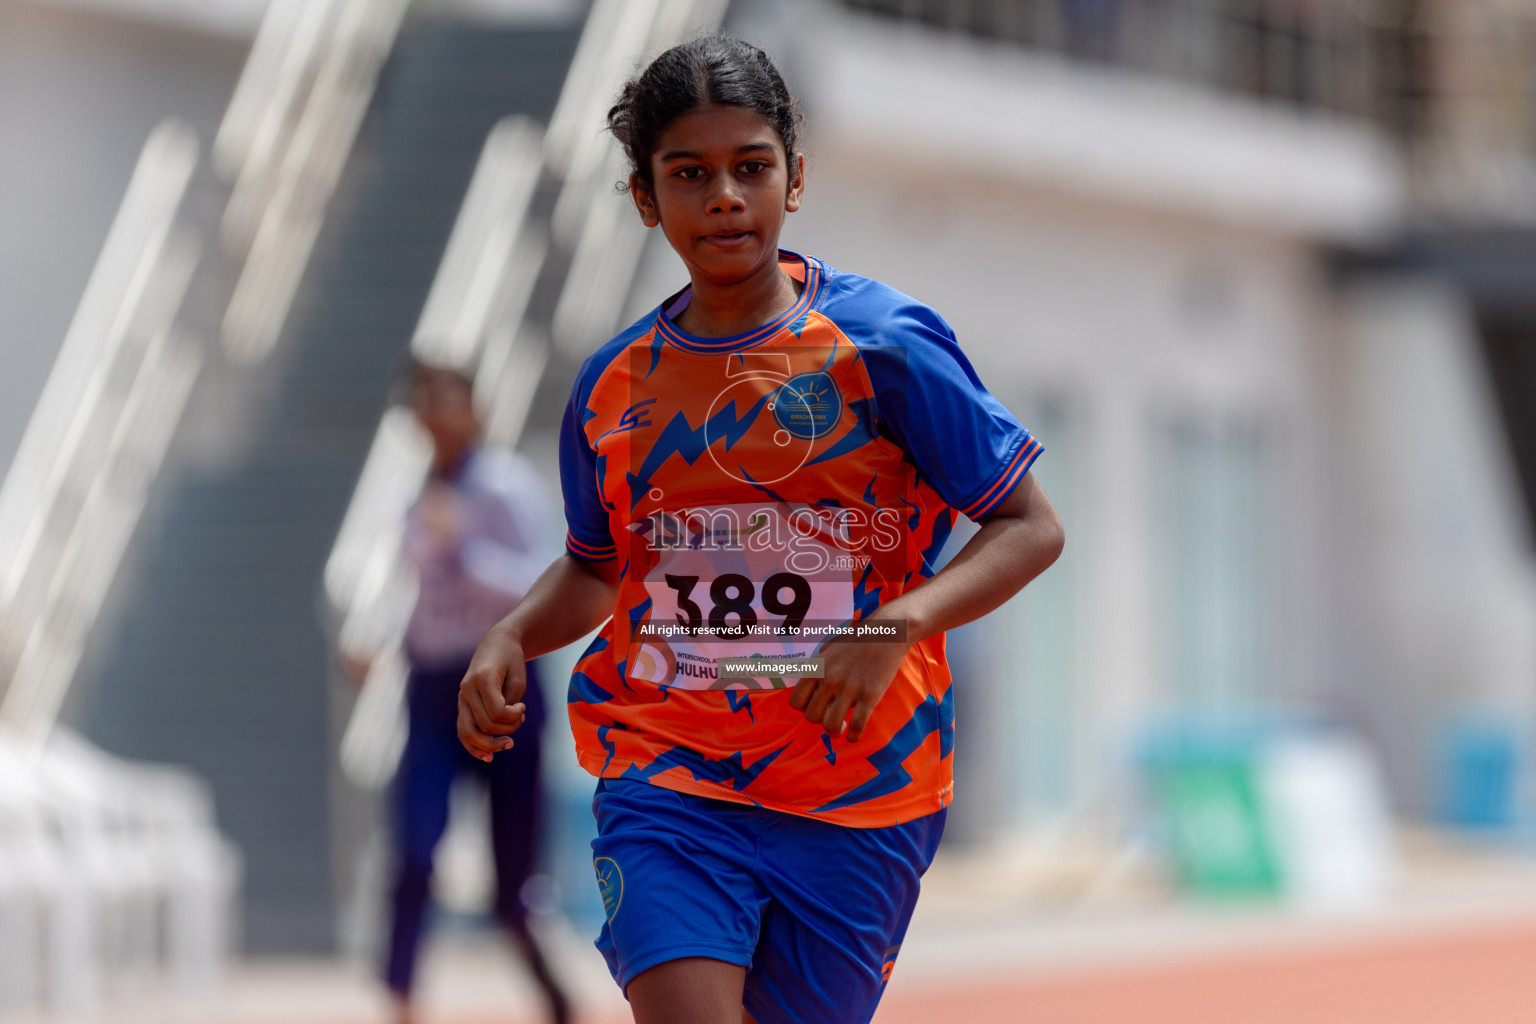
[664,571,812,631]
[628,502,857,690]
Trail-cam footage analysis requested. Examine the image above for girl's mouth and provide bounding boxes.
[705,231,753,248]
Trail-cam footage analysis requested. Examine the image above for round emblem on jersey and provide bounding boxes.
[773,372,842,441]
[594,856,624,921]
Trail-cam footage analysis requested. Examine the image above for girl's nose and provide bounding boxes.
[707,179,746,214]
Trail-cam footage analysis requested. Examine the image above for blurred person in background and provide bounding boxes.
[381,361,571,1024]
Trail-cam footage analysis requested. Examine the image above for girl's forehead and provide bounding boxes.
[654,104,783,154]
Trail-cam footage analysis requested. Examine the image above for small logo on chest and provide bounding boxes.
[772,371,842,441]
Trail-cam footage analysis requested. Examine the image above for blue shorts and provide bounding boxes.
[589,778,946,1024]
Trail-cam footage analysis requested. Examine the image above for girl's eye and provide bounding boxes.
[741,161,767,175]
[675,166,704,180]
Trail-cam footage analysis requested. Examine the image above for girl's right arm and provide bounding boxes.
[457,553,618,761]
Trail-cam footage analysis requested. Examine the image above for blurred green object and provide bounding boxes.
[1153,757,1282,898]
[1139,709,1398,907]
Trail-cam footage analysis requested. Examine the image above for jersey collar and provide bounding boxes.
[653,250,824,355]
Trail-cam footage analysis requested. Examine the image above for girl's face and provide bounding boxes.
[630,103,804,289]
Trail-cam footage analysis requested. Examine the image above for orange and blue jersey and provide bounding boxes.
[558,250,1042,827]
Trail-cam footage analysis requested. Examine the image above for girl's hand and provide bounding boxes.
[454,553,621,762]
[457,627,529,762]
[787,624,910,743]
[785,473,1062,745]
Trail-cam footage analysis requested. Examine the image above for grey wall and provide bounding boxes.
[0,1,243,479]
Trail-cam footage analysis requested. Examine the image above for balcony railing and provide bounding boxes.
[840,0,1435,137]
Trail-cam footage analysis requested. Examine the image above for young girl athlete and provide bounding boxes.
[458,36,1064,1024]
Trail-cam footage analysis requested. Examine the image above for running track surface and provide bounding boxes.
[869,919,1536,1024]
[397,918,1536,1024]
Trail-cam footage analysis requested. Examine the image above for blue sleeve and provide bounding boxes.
[558,368,617,561]
[853,294,1041,519]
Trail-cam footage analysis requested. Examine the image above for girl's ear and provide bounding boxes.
[785,153,805,214]
[630,172,661,227]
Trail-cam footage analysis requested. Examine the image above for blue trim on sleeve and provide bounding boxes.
[963,434,1043,519]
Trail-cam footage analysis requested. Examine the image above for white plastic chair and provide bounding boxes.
[0,729,242,1015]
[43,732,242,1001]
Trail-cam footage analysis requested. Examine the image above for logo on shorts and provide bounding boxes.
[594,856,623,922]
[881,944,901,983]
[773,371,841,440]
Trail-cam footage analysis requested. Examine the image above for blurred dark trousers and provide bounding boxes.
[384,658,547,995]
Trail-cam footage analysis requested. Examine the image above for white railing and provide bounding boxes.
[0,121,201,745]
[220,0,413,364]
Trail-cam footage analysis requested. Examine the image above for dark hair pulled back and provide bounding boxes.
[607,36,800,189]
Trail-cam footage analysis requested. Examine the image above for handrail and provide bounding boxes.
[213,0,342,186]
[0,121,199,744]
[413,117,547,371]
[221,0,412,364]
[0,122,196,615]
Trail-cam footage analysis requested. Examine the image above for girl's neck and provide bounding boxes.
[673,253,801,338]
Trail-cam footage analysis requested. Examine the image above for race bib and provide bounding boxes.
[625,502,862,690]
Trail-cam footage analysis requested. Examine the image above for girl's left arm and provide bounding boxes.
[789,471,1064,742]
